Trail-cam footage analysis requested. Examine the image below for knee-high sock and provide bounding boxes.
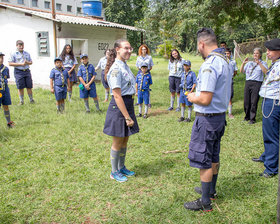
[181,106,185,118]
[4,110,11,123]
[61,103,65,112]
[210,174,218,195]
[228,105,232,114]
[19,95,24,103]
[118,147,127,170]
[28,94,33,102]
[111,149,120,173]
[139,104,142,114]
[170,96,175,107]
[177,97,180,108]
[188,107,192,119]
[144,104,148,114]
[84,99,90,111]
[68,91,72,100]
[201,181,211,205]
[105,90,109,101]
[94,99,100,110]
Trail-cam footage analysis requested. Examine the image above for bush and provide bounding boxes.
[156,40,175,59]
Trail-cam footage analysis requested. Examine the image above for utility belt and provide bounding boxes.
[15,68,30,72]
[195,112,225,117]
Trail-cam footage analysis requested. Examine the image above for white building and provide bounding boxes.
[0,3,143,86]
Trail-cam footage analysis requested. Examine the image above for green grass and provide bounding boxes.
[0,54,277,223]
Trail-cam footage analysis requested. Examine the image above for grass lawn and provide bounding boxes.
[0,54,277,223]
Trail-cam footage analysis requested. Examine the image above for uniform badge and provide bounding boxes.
[111,69,119,77]
[4,76,7,79]
[0,92,2,98]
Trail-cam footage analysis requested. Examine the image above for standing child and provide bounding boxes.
[8,40,34,105]
[50,57,70,113]
[0,52,15,128]
[135,62,153,119]
[225,48,238,118]
[60,44,78,102]
[178,60,196,122]
[77,54,100,113]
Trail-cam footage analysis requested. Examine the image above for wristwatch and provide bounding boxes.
[125,117,132,121]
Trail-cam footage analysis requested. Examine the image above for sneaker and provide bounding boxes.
[30,99,35,104]
[110,170,128,182]
[184,198,213,212]
[137,113,142,117]
[184,118,191,122]
[119,166,135,177]
[178,117,184,122]
[248,120,255,125]
[19,101,24,105]
[194,186,217,200]
[228,114,234,119]
[148,104,152,108]
[134,103,139,106]
[86,109,90,113]
[143,114,148,119]
[167,107,173,111]
[175,107,180,112]
[7,121,15,128]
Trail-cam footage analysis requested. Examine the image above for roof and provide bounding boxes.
[0,3,145,32]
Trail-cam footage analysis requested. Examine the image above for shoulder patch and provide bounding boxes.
[111,69,119,78]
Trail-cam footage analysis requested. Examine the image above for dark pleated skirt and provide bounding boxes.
[103,95,139,137]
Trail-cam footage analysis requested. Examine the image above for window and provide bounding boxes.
[67,5,72,12]
[32,0,38,7]
[1,0,9,2]
[77,7,81,13]
[17,0,24,4]
[44,1,50,9]
[56,3,62,11]
[36,32,50,57]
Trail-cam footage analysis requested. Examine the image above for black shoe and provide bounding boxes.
[248,120,255,125]
[178,117,184,122]
[184,118,191,122]
[30,99,35,104]
[175,107,180,112]
[148,104,152,108]
[7,121,15,128]
[259,172,276,178]
[184,198,213,212]
[243,118,249,122]
[137,113,142,117]
[143,114,148,119]
[167,107,173,111]
[194,187,217,200]
[252,158,263,163]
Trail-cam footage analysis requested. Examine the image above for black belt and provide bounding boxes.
[196,112,225,117]
[113,95,132,99]
[15,68,29,72]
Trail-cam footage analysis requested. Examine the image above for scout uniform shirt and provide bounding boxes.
[181,70,196,91]
[0,64,9,90]
[136,71,152,91]
[168,59,185,78]
[77,63,96,86]
[9,50,32,70]
[97,56,108,70]
[49,67,69,87]
[107,58,136,96]
[136,55,154,70]
[259,58,280,100]
[244,60,268,81]
[194,49,232,113]
[63,55,78,68]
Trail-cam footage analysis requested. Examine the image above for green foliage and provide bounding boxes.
[156,40,174,58]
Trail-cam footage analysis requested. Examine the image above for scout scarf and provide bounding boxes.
[56,68,65,87]
[0,66,6,91]
[208,52,229,64]
[249,61,261,77]
[184,71,191,91]
[140,72,147,91]
[264,58,280,85]
[84,64,89,83]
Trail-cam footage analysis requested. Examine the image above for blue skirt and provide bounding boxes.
[103,95,139,137]
[65,67,77,82]
[101,70,109,89]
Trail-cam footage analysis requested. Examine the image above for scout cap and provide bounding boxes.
[183,60,191,66]
[16,40,24,45]
[264,38,280,51]
[54,57,62,62]
[0,52,5,56]
[140,62,148,67]
[80,53,88,59]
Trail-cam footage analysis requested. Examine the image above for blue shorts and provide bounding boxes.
[101,70,109,89]
[169,76,181,93]
[65,67,77,83]
[0,85,12,106]
[79,82,97,98]
[188,114,226,169]
[14,68,33,89]
[137,90,149,105]
[179,90,192,106]
[54,85,67,101]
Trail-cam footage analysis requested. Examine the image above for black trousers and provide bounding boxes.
[243,80,262,122]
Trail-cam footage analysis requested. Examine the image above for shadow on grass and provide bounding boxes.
[149,109,169,117]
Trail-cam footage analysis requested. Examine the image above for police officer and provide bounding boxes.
[103,39,139,183]
[8,40,34,105]
[184,28,232,212]
[252,38,280,178]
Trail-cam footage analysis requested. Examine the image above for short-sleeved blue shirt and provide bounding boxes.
[77,63,96,86]
[0,65,9,88]
[229,59,238,78]
[97,56,107,70]
[49,67,69,86]
[181,70,196,90]
[243,60,268,81]
[62,55,78,68]
[107,58,136,96]
[136,55,154,70]
[259,59,280,100]
[9,50,32,70]
[136,72,152,90]
[194,49,232,113]
[168,59,185,78]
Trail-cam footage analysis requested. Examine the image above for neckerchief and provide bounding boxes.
[174,60,178,73]
[56,67,65,87]
[140,72,148,91]
[83,63,89,83]
[184,71,191,91]
[0,65,6,91]
[264,58,280,85]
[207,52,229,64]
[249,61,261,77]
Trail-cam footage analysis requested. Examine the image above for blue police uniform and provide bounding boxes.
[0,65,12,107]
[168,59,185,93]
[179,70,196,106]
[243,60,268,122]
[62,55,78,82]
[9,50,33,89]
[97,56,109,89]
[258,58,280,176]
[188,48,232,169]
[136,71,152,105]
[77,63,97,98]
[103,58,139,137]
[50,67,69,101]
